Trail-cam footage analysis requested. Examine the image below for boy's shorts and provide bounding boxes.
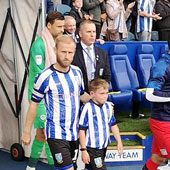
[85,147,107,170]
[150,118,170,158]
[33,103,46,129]
[47,138,79,170]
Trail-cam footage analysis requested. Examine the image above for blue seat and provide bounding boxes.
[109,44,146,118]
[136,44,156,88]
[160,44,169,58]
[107,83,132,105]
[151,31,159,41]
[124,32,136,41]
[55,4,71,15]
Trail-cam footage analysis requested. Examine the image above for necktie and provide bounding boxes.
[86,47,95,81]
[78,10,83,18]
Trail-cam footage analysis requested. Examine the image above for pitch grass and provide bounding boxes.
[110,140,140,146]
[109,108,152,146]
[115,108,152,136]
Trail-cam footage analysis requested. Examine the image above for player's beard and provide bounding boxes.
[57,57,71,69]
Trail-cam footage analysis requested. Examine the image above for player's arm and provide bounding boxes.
[111,124,123,155]
[146,88,170,102]
[146,64,170,102]
[21,100,38,145]
[79,129,90,164]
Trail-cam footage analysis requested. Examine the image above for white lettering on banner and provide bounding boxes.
[105,149,143,162]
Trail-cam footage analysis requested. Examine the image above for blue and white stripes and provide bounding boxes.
[79,101,116,149]
[137,0,156,33]
[31,65,84,141]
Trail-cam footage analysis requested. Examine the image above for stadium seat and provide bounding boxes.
[55,4,71,15]
[109,44,146,118]
[107,83,133,105]
[136,44,155,88]
[160,44,169,58]
[151,31,159,41]
[124,32,136,41]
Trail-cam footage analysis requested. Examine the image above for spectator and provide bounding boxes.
[137,0,162,41]
[143,36,170,170]
[21,35,90,170]
[72,20,111,93]
[123,0,138,34]
[154,0,170,41]
[62,0,72,6]
[70,0,93,30]
[82,0,106,39]
[25,11,65,170]
[64,16,80,42]
[101,0,135,41]
[45,0,54,13]
[79,78,123,170]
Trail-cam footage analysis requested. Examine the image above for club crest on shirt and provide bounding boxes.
[35,55,42,65]
[55,153,63,164]
[94,157,102,168]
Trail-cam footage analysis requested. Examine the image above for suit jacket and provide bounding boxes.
[69,7,87,29]
[63,31,80,42]
[72,43,111,92]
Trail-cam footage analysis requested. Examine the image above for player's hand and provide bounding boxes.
[82,150,90,164]
[21,132,31,145]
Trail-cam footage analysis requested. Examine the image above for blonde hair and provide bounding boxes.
[88,78,109,92]
[55,35,76,48]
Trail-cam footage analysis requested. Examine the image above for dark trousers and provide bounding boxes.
[159,30,170,41]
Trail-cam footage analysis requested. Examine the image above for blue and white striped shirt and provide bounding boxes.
[79,100,116,149]
[137,0,156,33]
[31,65,84,141]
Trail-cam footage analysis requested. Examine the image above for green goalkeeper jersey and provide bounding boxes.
[28,37,46,128]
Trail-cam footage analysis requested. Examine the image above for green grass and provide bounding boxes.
[110,140,140,146]
[115,108,152,136]
[108,108,152,146]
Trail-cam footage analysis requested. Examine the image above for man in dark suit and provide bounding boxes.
[72,20,111,92]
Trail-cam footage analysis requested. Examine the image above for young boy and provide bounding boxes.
[79,78,123,170]
[69,0,93,30]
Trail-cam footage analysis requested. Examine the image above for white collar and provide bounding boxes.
[80,41,94,51]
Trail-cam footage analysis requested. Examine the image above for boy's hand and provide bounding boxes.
[117,141,123,155]
[82,150,90,164]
